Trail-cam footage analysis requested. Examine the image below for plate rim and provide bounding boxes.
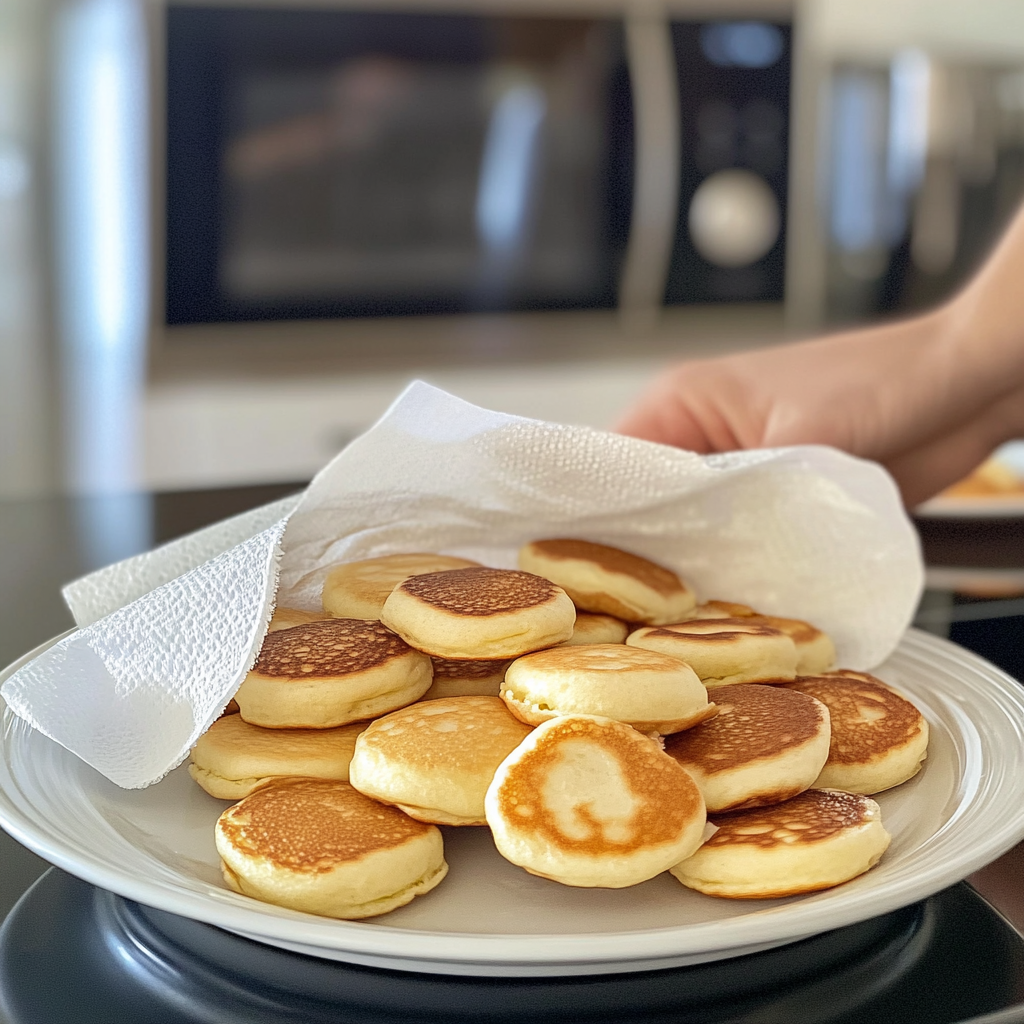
[3,628,1024,975]
[914,495,1024,518]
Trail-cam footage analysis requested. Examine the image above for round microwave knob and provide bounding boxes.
[688,169,780,268]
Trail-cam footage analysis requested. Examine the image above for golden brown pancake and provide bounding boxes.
[941,456,1024,498]
[380,567,576,659]
[234,619,432,728]
[670,789,891,898]
[349,697,533,825]
[687,603,835,674]
[502,643,717,734]
[216,777,447,918]
[421,657,511,700]
[827,669,880,683]
[269,607,329,632]
[664,684,830,811]
[321,552,480,620]
[518,539,696,624]
[627,618,799,687]
[562,612,629,646]
[485,714,707,887]
[690,600,758,619]
[189,714,365,799]
[747,616,834,674]
[779,673,928,794]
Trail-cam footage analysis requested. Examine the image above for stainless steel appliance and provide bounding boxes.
[162,5,792,334]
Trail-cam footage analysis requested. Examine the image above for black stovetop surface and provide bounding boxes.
[2,868,1024,1024]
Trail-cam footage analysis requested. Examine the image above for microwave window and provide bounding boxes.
[166,8,632,324]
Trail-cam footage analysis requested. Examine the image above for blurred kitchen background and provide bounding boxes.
[3,0,1024,662]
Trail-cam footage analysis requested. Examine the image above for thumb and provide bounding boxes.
[613,384,720,453]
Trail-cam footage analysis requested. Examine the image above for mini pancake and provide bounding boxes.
[422,657,511,700]
[485,714,707,888]
[269,607,329,632]
[380,567,576,659]
[670,789,890,898]
[518,539,696,625]
[828,669,880,683]
[322,553,480,620]
[562,612,629,646]
[626,619,798,688]
[758,616,836,674]
[189,715,365,800]
[663,684,830,811]
[216,778,447,919]
[690,600,758,619]
[234,619,432,728]
[502,643,716,734]
[779,673,928,794]
[349,696,533,825]
[688,602,835,674]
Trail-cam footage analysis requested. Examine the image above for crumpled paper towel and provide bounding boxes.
[1,382,923,789]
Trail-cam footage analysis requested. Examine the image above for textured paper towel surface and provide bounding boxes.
[0,382,923,789]
[2,519,287,787]
[64,494,302,628]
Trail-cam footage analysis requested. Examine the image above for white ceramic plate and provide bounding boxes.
[916,442,1024,517]
[915,494,1024,518]
[3,629,1024,977]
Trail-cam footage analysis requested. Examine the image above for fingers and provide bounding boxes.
[613,376,717,452]
[613,361,760,453]
[612,308,1015,488]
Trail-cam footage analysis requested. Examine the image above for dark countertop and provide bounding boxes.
[0,483,302,927]
[913,514,1024,569]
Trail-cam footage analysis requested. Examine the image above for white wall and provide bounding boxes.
[805,0,1024,62]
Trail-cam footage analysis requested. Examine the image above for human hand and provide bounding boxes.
[615,309,1024,506]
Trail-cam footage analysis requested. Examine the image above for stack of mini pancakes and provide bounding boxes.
[193,541,928,919]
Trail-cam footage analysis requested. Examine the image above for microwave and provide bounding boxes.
[160,2,792,337]
[42,0,794,501]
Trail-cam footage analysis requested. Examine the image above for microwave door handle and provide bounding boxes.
[619,13,681,329]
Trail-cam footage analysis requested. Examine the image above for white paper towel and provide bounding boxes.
[1,382,923,789]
